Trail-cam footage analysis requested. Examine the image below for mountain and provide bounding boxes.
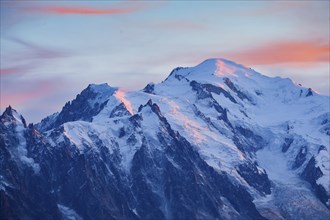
[1,58,329,220]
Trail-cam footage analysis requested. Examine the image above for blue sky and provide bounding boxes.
[1,0,329,122]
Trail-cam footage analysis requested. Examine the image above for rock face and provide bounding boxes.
[1,58,329,220]
[0,107,61,220]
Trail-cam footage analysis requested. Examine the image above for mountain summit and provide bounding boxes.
[1,58,329,220]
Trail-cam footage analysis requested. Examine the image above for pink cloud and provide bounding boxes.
[0,79,64,109]
[223,40,329,66]
[0,65,32,76]
[27,6,138,15]
[0,67,19,76]
[23,1,158,16]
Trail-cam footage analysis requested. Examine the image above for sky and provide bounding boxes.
[1,0,329,123]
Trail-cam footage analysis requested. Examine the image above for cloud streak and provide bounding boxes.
[0,64,35,76]
[28,6,137,15]
[0,78,65,108]
[0,67,20,76]
[24,2,154,15]
[1,38,71,77]
[224,40,329,66]
[9,38,70,60]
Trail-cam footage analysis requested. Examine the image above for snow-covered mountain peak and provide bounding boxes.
[36,83,118,130]
[0,106,40,174]
[195,58,252,76]
[165,58,258,83]
[161,58,325,106]
[0,106,27,128]
[87,83,117,95]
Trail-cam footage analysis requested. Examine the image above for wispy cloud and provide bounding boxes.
[224,40,329,66]
[1,38,71,77]
[0,63,35,76]
[23,1,157,16]
[0,67,20,76]
[0,78,65,109]
[27,6,137,15]
[8,38,70,60]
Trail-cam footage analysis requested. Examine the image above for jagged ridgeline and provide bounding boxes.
[1,59,329,220]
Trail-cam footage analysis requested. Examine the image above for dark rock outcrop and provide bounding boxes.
[301,156,329,209]
[237,162,271,195]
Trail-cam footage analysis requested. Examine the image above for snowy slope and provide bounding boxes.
[122,58,329,200]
